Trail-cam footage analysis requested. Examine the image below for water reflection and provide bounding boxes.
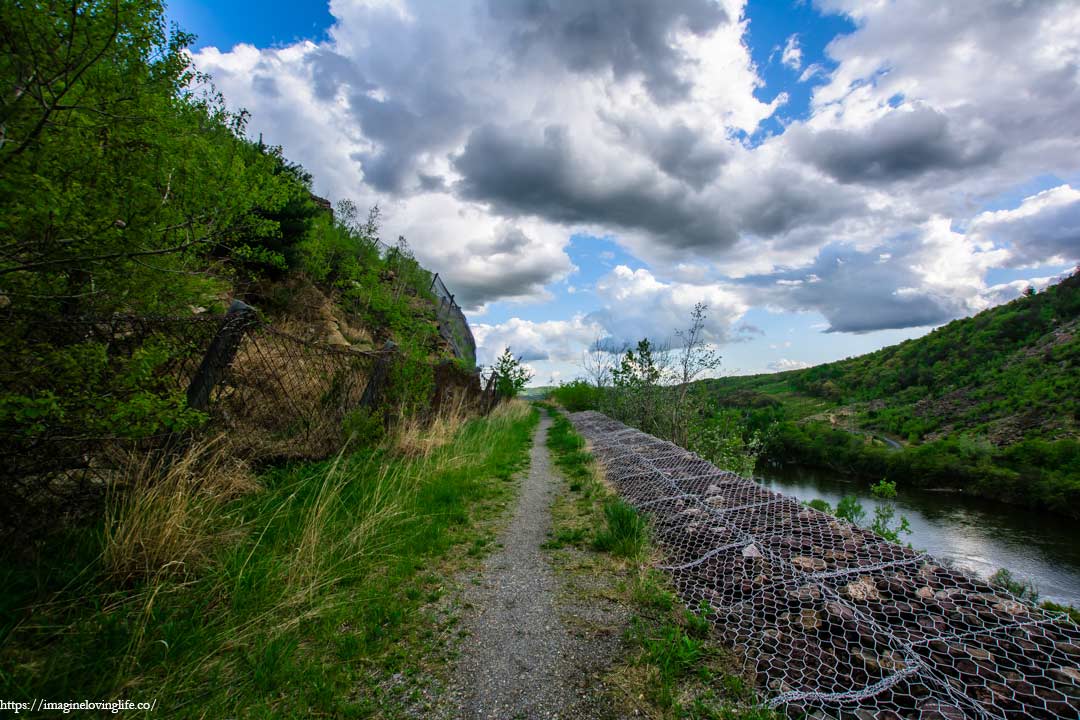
[758,464,1080,606]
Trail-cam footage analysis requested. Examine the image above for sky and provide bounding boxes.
[169,0,1080,384]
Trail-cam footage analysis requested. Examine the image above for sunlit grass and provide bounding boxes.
[0,401,537,716]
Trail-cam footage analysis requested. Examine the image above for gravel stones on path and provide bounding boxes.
[439,415,617,719]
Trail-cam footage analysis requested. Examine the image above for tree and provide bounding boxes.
[0,0,309,315]
[608,338,668,435]
[580,335,618,388]
[493,348,533,399]
[671,302,722,445]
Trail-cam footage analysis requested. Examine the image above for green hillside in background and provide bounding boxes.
[704,270,1080,516]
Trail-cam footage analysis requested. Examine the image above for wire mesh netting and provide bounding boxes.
[373,238,477,365]
[213,323,386,458]
[429,273,477,367]
[0,310,389,537]
[568,410,1080,720]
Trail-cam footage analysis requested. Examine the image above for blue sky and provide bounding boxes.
[175,0,1080,383]
[168,0,334,50]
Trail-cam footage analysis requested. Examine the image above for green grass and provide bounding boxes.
[0,403,538,717]
[541,405,779,720]
[592,499,649,558]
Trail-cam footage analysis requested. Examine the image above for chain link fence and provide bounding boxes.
[429,272,477,367]
[0,293,494,540]
[568,410,1080,720]
[373,238,476,366]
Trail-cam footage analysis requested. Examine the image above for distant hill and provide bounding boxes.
[705,270,1080,515]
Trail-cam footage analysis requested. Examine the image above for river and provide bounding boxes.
[758,464,1080,607]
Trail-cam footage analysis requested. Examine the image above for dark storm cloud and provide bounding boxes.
[347,84,473,192]
[445,225,569,309]
[790,107,1000,184]
[417,173,447,192]
[487,0,728,103]
[742,245,956,333]
[469,226,531,255]
[736,169,868,238]
[307,40,477,193]
[306,49,372,101]
[603,116,730,189]
[452,123,737,251]
[649,123,729,189]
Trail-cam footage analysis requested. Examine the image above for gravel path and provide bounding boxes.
[440,415,605,719]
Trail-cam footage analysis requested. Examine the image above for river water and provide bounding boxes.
[758,464,1080,607]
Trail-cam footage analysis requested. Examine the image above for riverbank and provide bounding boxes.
[765,420,1080,518]
[759,463,1080,607]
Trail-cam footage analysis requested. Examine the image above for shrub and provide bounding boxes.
[342,407,385,447]
[549,379,604,411]
[835,495,866,525]
[493,348,533,398]
[989,568,1040,602]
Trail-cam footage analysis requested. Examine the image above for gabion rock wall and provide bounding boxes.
[568,411,1080,720]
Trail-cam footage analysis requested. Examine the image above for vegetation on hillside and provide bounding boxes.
[701,271,1080,515]
[0,0,471,492]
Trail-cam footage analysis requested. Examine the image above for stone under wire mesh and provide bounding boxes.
[568,410,1080,720]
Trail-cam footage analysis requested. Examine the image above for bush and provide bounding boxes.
[989,568,1039,601]
[804,498,833,514]
[549,379,605,411]
[493,348,533,398]
[342,407,385,447]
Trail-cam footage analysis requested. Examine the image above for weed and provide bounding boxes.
[592,498,648,558]
[640,623,705,683]
[542,527,589,550]
[632,569,676,611]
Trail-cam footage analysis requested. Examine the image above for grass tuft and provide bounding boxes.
[103,435,256,584]
[592,498,649,558]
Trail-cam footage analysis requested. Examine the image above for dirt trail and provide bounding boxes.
[439,415,612,719]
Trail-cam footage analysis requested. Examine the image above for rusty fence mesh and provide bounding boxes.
[568,410,1080,720]
[0,307,497,539]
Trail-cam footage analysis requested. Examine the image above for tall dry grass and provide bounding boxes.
[102,436,257,584]
[389,390,472,458]
[2,399,538,715]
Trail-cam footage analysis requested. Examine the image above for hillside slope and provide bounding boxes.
[705,270,1080,515]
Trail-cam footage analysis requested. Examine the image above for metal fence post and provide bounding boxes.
[360,341,397,409]
[186,300,258,412]
[483,371,499,413]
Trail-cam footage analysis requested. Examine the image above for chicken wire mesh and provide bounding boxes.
[568,410,1080,720]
